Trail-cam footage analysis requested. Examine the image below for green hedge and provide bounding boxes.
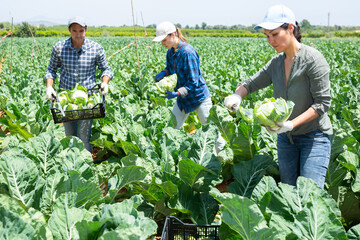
[303,31,326,38]
[2,28,360,39]
[334,31,360,38]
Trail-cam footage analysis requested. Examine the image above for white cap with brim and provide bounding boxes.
[254,5,295,30]
[152,21,176,42]
[68,16,87,28]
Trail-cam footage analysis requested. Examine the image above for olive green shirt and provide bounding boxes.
[243,44,333,136]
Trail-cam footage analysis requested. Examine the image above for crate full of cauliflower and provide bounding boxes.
[50,84,105,123]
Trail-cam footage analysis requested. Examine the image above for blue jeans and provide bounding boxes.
[277,129,330,189]
[63,119,93,152]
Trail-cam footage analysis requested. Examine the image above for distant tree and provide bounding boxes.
[146,24,156,28]
[185,25,189,29]
[201,22,207,30]
[38,25,47,31]
[300,19,311,29]
[195,24,200,29]
[213,25,228,30]
[15,22,37,37]
[175,23,182,28]
[335,25,342,31]
[0,22,11,30]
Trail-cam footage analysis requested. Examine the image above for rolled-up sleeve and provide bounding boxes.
[242,60,273,94]
[164,52,172,76]
[44,45,61,81]
[181,52,199,93]
[307,55,331,116]
[97,47,113,80]
[97,46,113,80]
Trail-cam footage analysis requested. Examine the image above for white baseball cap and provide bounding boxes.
[152,21,176,42]
[254,5,295,30]
[68,16,87,28]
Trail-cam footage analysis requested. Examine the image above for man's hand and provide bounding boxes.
[101,82,108,95]
[266,121,294,134]
[165,91,179,99]
[46,86,56,100]
[224,94,242,111]
[155,71,166,82]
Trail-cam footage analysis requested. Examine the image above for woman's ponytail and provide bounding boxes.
[293,21,302,43]
[176,27,188,43]
[281,22,302,43]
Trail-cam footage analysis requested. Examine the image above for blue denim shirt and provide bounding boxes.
[164,40,210,113]
[44,37,113,90]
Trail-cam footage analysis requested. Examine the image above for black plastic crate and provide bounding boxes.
[50,84,105,123]
[161,216,220,240]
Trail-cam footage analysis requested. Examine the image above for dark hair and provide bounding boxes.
[281,21,302,43]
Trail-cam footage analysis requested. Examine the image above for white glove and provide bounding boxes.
[46,86,56,100]
[101,82,108,95]
[224,94,242,111]
[266,121,293,134]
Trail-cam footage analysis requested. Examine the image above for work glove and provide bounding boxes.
[224,94,242,111]
[101,82,108,95]
[165,91,179,99]
[155,71,166,82]
[46,86,56,100]
[266,121,293,134]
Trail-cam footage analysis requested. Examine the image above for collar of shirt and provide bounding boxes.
[64,37,92,52]
[169,39,185,56]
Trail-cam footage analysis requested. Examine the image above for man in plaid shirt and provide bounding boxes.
[44,16,113,152]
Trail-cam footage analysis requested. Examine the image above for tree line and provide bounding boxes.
[1,20,360,38]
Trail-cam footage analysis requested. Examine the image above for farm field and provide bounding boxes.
[0,36,360,239]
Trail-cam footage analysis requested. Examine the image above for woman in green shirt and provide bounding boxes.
[224,5,332,189]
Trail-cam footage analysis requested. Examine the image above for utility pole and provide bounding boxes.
[131,0,141,79]
[10,17,13,73]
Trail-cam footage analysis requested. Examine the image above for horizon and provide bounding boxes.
[2,0,360,28]
[3,19,360,29]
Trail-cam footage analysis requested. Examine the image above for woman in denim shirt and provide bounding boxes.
[153,21,225,153]
[224,5,332,188]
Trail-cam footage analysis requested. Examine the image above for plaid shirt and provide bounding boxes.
[44,37,113,90]
[165,40,210,113]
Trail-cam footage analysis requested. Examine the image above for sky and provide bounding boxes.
[1,0,360,27]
